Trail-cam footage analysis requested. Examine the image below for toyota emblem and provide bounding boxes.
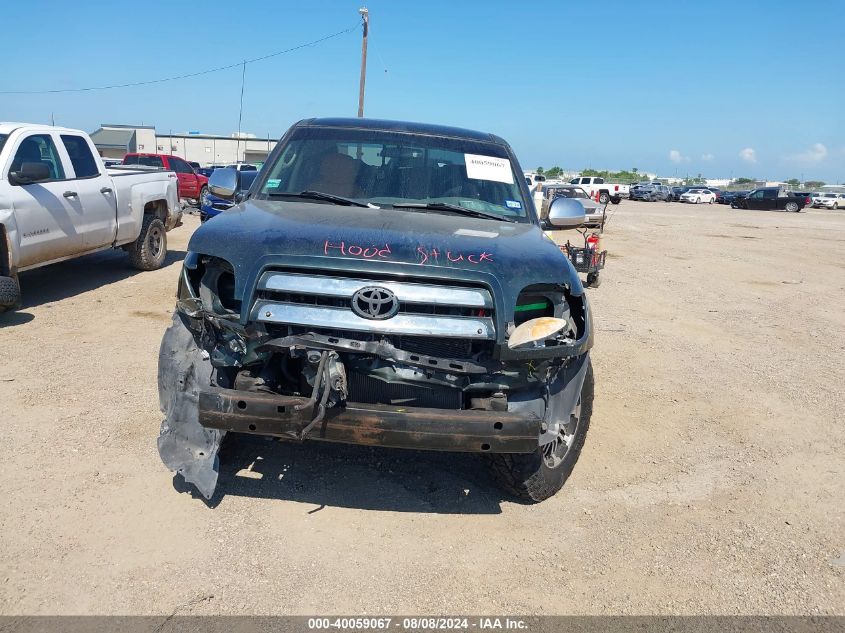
[351,286,400,320]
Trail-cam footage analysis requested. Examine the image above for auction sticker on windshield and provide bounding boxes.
[464,154,514,184]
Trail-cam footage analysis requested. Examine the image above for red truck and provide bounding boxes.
[122,153,208,205]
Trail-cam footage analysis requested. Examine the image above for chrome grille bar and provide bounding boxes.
[251,302,495,340]
[257,272,493,309]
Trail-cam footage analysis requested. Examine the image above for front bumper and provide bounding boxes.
[198,387,541,453]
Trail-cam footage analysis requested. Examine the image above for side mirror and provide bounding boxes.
[208,167,238,200]
[9,162,51,185]
[547,197,586,229]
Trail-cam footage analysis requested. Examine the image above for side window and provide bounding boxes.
[176,158,194,174]
[595,178,604,184]
[9,134,66,180]
[60,135,100,178]
[764,189,777,199]
[170,158,189,173]
[751,190,764,199]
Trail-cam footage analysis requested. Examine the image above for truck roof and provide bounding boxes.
[297,117,504,144]
[0,122,86,135]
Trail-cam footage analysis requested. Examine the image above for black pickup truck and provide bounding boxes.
[157,118,595,502]
[732,187,809,212]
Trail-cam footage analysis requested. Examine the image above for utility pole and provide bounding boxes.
[357,7,369,118]
[236,60,246,163]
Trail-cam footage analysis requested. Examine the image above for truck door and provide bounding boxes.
[4,133,85,268]
[58,134,117,249]
[763,189,778,209]
[170,157,198,199]
[744,190,763,209]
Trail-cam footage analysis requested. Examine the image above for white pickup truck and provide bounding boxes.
[568,176,629,205]
[0,123,182,310]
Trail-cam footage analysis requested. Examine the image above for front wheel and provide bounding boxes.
[0,275,22,312]
[785,201,799,213]
[586,272,601,288]
[695,197,701,204]
[709,198,713,204]
[487,360,593,502]
[598,192,609,204]
[127,215,167,271]
[197,186,208,209]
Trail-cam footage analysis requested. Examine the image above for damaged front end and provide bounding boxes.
[158,254,592,499]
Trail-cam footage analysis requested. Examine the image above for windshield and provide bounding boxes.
[123,155,164,168]
[553,187,588,199]
[257,127,529,219]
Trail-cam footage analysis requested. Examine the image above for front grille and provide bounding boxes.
[348,372,461,409]
[251,271,497,340]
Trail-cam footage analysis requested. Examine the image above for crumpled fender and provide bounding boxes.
[157,312,224,499]
[507,352,590,444]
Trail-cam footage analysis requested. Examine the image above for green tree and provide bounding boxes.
[805,180,826,189]
[734,177,755,184]
[785,178,800,186]
[536,166,544,175]
[545,166,563,179]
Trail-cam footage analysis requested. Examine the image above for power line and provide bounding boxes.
[0,23,359,95]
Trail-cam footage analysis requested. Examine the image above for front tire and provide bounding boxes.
[197,186,208,209]
[487,361,593,502]
[785,201,799,213]
[127,215,167,271]
[598,192,609,204]
[0,275,22,312]
[695,197,701,204]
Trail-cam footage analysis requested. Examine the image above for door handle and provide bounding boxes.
[100,187,113,194]
[63,191,78,198]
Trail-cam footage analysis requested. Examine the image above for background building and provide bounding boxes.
[90,124,277,165]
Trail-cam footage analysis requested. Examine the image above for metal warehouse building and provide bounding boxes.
[90,124,277,165]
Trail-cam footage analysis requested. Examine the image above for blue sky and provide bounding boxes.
[1,0,842,182]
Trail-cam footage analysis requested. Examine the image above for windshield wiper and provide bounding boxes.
[266,190,371,208]
[391,202,517,223]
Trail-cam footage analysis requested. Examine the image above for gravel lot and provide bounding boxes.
[1,201,843,615]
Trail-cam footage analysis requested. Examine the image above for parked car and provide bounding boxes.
[0,123,181,310]
[732,188,808,212]
[102,158,123,168]
[188,161,201,171]
[568,176,628,204]
[811,192,845,209]
[640,184,672,201]
[680,188,717,204]
[122,153,209,206]
[157,117,596,503]
[200,169,259,221]
[197,166,216,178]
[541,184,605,226]
[226,163,258,172]
[669,186,687,201]
[719,190,750,205]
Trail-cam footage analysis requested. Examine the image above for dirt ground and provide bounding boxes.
[1,201,843,616]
